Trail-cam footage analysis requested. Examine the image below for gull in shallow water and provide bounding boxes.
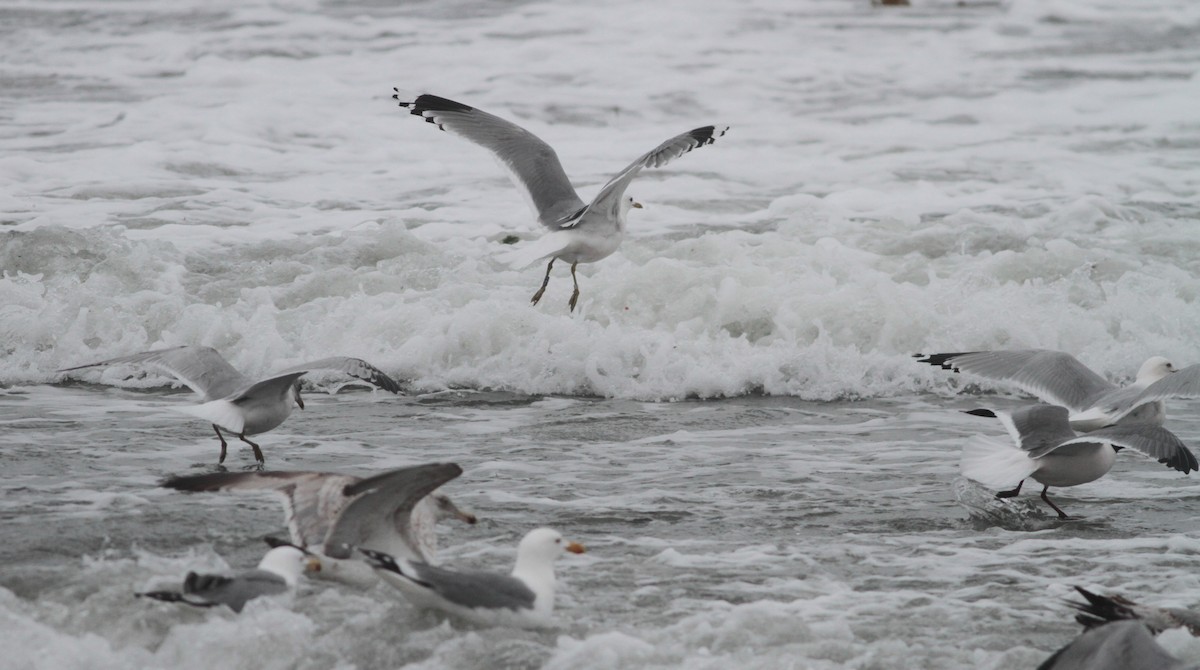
[392,90,728,311]
[914,349,1194,431]
[960,404,1197,518]
[161,462,476,588]
[136,543,321,613]
[58,345,401,464]
[359,527,585,628]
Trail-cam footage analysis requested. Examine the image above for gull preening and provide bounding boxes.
[161,462,475,588]
[915,349,1196,431]
[136,543,321,613]
[392,90,728,311]
[359,527,585,628]
[960,404,1197,518]
[58,345,402,464]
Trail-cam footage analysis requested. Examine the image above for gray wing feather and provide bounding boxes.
[916,350,1115,411]
[1056,424,1197,473]
[273,357,402,393]
[324,462,464,560]
[1008,404,1077,456]
[161,470,361,548]
[394,92,585,228]
[406,562,537,611]
[184,569,288,613]
[57,345,248,400]
[231,371,307,403]
[1128,365,1200,406]
[577,125,727,229]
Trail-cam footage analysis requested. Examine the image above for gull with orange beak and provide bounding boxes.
[58,345,401,464]
[359,527,585,627]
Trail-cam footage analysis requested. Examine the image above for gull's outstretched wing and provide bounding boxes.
[161,470,362,548]
[1055,424,1197,473]
[393,91,585,228]
[273,357,402,394]
[577,125,727,228]
[1037,620,1192,670]
[58,345,249,400]
[324,462,464,560]
[915,350,1115,412]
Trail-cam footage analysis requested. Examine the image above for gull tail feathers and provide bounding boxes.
[960,435,1038,490]
[177,399,245,434]
[497,231,573,270]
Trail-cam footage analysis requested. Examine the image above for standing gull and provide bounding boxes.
[136,544,321,613]
[914,349,1187,431]
[359,527,585,628]
[58,345,402,464]
[392,91,728,311]
[960,404,1197,518]
[161,462,475,587]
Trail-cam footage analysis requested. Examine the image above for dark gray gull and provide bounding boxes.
[1069,586,1200,637]
[359,527,585,628]
[137,544,321,613]
[161,462,475,588]
[915,350,1183,431]
[1038,620,1197,670]
[58,345,401,464]
[960,404,1196,518]
[392,90,728,311]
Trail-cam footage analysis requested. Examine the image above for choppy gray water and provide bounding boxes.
[3,0,1200,667]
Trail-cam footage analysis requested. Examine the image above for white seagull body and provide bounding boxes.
[161,463,475,588]
[915,350,1189,431]
[359,527,585,628]
[137,545,321,613]
[392,91,728,311]
[960,404,1197,518]
[1038,620,1197,670]
[58,345,401,464]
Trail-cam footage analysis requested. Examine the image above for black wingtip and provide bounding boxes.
[913,352,975,370]
[687,125,727,147]
[357,547,401,575]
[963,409,998,418]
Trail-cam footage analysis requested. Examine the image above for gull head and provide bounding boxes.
[258,545,322,586]
[1136,356,1175,385]
[514,528,585,574]
[292,382,305,410]
[432,493,477,525]
[622,196,644,216]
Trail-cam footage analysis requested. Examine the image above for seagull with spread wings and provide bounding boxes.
[392,91,727,311]
[58,345,401,464]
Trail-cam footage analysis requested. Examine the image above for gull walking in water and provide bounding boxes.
[914,349,1193,431]
[136,543,321,613]
[58,345,401,464]
[359,527,585,628]
[392,90,727,311]
[960,404,1196,518]
[162,462,475,587]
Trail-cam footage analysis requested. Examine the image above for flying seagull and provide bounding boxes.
[137,543,321,613]
[392,90,728,311]
[960,404,1196,518]
[359,527,585,628]
[58,345,401,464]
[914,350,1188,431]
[161,462,476,587]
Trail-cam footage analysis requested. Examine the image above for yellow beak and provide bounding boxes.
[565,541,586,555]
[632,201,644,209]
